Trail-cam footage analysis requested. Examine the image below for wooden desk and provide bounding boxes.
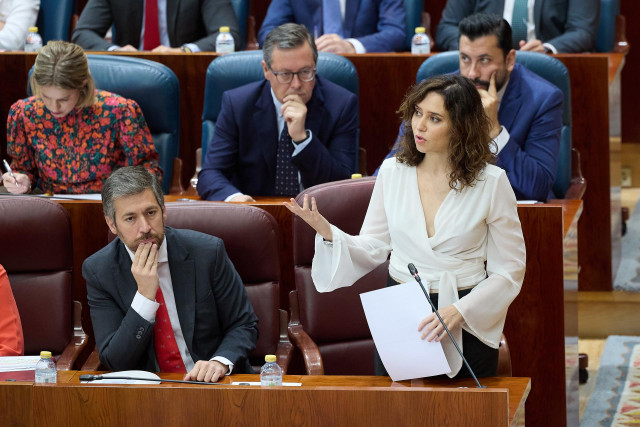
[0,373,530,426]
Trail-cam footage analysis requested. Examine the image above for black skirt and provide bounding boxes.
[373,273,499,379]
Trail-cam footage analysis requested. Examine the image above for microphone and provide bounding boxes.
[408,263,486,388]
[78,374,228,385]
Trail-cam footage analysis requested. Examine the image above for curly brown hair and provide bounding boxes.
[395,74,496,191]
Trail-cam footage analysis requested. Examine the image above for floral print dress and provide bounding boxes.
[6,90,162,194]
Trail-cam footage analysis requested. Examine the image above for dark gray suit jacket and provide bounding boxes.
[82,226,258,372]
[435,0,599,53]
[72,0,240,52]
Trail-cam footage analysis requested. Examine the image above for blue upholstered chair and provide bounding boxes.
[36,0,75,43]
[416,51,584,199]
[231,0,250,50]
[28,56,180,194]
[201,50,359,172]
[404,0,425,50]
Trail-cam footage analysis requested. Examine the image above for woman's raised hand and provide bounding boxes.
[283,194,333,242]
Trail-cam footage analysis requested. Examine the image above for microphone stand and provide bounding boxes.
[408,263,486,388]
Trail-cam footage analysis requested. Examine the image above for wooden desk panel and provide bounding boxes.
[22,373,529,427]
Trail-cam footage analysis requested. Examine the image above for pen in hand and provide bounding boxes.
[2,159,21,187]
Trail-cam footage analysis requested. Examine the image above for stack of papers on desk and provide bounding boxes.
[0,356,40,372]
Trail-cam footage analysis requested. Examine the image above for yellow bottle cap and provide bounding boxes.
[40,351,52,359]
[29,27,38,33]
[220,26,230,33]
[415,27,426,33]
[351,173,362,179]
[265,355,277,363]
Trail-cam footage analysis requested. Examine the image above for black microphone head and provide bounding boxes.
[408,263,418,276]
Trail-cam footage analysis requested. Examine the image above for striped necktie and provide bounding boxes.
[511,0,528,49]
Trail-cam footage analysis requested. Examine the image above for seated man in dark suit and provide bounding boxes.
[378,13,563,201]
[198,23,358,202]
[257,0,406,53]
[72,0,240,52]
[83,166,258,382]
[436,0,599,53]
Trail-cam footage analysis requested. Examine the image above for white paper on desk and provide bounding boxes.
[360,282,451,381]
[0,356,40,372]
[82,370,160,384]
[49,194,102,201]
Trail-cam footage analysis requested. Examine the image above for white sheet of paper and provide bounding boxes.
[81,370,160,384]
[360,282,451,381]
[230,381,302,387]
[0,356,40,372]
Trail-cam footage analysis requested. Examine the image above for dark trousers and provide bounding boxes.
[374,274,498,379]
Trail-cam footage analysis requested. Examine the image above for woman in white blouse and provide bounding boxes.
[285,74,526,378]
[0,0,39,51]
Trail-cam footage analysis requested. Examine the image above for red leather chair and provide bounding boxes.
[289,177,388,375]
[289,178,511,377]
[0,196,87,369]
[84,202,293,373]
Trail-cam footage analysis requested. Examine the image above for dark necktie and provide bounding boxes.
[323,0,344,37]
[154,287,187,373]
[143,0,161,51]
[274,123,300,197]
[511,0,528,49]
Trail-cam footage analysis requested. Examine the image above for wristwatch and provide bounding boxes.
[293,130,310,145]
[181,45,192,53]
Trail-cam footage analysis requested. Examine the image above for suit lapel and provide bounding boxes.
[534,0,544,33]
[498,64,524,131]
[115,241,139,310]
[165,228,197,351]
[254,81,279,180]
[343,0,362,38]
[305,78,328,138]
[166,0,180,45]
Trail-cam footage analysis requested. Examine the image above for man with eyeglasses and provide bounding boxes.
[198,23,358,202]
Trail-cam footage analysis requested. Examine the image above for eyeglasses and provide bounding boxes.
[269,67,317,84]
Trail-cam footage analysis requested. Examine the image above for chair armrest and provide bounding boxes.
[496,333,512,377]
[275,309,294,374]
[169,157,185,195]
[614,15,630,54]
[288,290,324,375]
[57,301,89,370]
[81,346,103,371]
[563,181,586,200]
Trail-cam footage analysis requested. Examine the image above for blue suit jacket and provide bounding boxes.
[82,227,259,373]
[378,64,563,201]
[197,77,358,201]
[257,0,406,53]
[435,0,599,53]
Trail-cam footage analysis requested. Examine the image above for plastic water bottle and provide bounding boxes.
[25,27,43,53]
[260,354,282,386]
[215,26,234,54]
[34,351,57,383]
[411,27,430,54]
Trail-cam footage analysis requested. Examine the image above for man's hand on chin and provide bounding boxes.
[184,360,229,383]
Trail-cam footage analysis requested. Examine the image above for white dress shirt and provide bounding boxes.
[128,238,233,373]
[0,0,39,51]
[311,158,526,377]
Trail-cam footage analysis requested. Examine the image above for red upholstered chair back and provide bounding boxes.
[165,202,281,369]
[0,197,73,356]
[293,178,388,375]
